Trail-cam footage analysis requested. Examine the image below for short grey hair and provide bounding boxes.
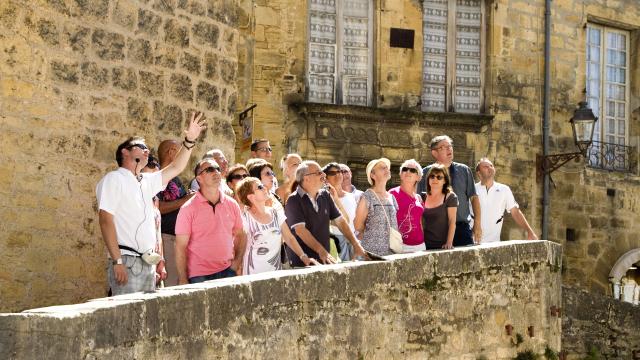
[295,160,320,184]
[429,135,453,150]
[202,149,224,160]
[399,159,423,175]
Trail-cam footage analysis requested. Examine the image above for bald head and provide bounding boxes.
[158,140,180,167]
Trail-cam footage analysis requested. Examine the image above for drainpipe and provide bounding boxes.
[542,0,552,240]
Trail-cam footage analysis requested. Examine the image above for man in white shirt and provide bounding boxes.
[96,112,206,295]
[474,158,538,243]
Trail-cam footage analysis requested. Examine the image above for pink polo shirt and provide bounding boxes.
[175,191,242,278]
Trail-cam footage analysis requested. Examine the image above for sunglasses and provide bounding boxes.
[401,167,419,174]
[229,173,248,181]
[257,147,272,152]
[429,174,445,180]
[325,170,340,176]
[127,143,148,151]
[198,166,221,175]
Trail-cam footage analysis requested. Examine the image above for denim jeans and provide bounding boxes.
[453,221,474,246]
[188,267,236,284]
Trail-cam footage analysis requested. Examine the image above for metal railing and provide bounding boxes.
[587,140,636,173]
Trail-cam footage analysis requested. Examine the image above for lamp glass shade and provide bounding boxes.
[570,101,597,152]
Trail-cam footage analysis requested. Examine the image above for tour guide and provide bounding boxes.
[96,112,206,295]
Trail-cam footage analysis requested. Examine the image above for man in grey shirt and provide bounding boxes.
[418,135,482,246]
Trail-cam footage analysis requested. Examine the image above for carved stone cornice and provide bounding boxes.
[292,102,494,132]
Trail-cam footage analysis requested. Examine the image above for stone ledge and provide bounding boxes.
[0,241,562,359]
[293,102,494,133]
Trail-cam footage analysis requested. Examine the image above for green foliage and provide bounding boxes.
[544,346,558,360]
[420,274,441,291]
[583,345,601,360]
[515,333,524,346]
[514,350,539,360]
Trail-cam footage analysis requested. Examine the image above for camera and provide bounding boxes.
[141,250,162,265]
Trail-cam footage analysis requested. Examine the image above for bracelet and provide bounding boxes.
[182,140,196,150]
[184,136,196,144]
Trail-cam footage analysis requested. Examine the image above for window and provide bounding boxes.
[586,24,631,171]
[307,0,373,106]
[422,0,485,113]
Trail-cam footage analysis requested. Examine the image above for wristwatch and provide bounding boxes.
[112,258,123,265]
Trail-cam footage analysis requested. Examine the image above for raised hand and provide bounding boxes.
[184,111,207,142]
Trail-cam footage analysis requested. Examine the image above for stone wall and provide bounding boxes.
[0,241,563,359]
[245,0,640,295]
[563,285,640,359]
[0,0,244,312]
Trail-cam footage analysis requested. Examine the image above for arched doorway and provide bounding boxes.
[609,248,640,305]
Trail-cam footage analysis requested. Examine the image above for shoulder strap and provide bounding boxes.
[118,244,143,256]
[370,190,392,229]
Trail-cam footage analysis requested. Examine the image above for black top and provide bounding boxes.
[284,187,341,266]
[422,193,459,249]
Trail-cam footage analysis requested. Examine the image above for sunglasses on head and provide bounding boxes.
[229,173,248,181]
[429,174,445,180]
[401,167,419,174]
[325,170,340,176]
[127,143,148,151]
[199,165,221,175]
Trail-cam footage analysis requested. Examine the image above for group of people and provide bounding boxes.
[96,113,537,296]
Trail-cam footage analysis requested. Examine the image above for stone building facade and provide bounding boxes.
[0,0,246,312]
[0,0,638,322]
[240,0,640,301]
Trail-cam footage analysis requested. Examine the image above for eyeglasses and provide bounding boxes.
[434,144,453,151]
[229,173,248,181]
[325,170,340,176]
[304,171,324,177]
[256,147,272,153]
[198,166,221,175]
[127,143,148,151]
[401,167,419,174]
[429,174,445,180]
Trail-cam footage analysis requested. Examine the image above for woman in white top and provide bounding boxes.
[236,177,318,274]
[323,162,357,261]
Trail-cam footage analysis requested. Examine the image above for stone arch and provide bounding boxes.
[609,248,640,282]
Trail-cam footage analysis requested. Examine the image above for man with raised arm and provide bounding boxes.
[96,112,206,295]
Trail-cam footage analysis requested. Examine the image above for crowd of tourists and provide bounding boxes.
[96,112,537,296]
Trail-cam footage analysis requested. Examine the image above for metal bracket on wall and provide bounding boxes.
[536,152,583,182]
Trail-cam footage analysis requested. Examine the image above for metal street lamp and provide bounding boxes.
[536,101,598,178]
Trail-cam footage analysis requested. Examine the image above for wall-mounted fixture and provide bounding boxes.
[537,101,597,179]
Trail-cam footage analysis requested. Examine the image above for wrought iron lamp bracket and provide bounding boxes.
[536,151,585,180]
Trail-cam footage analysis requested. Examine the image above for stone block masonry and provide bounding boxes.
[0,241,563,359]
[562,286,640,359]
[0,0,243,312]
